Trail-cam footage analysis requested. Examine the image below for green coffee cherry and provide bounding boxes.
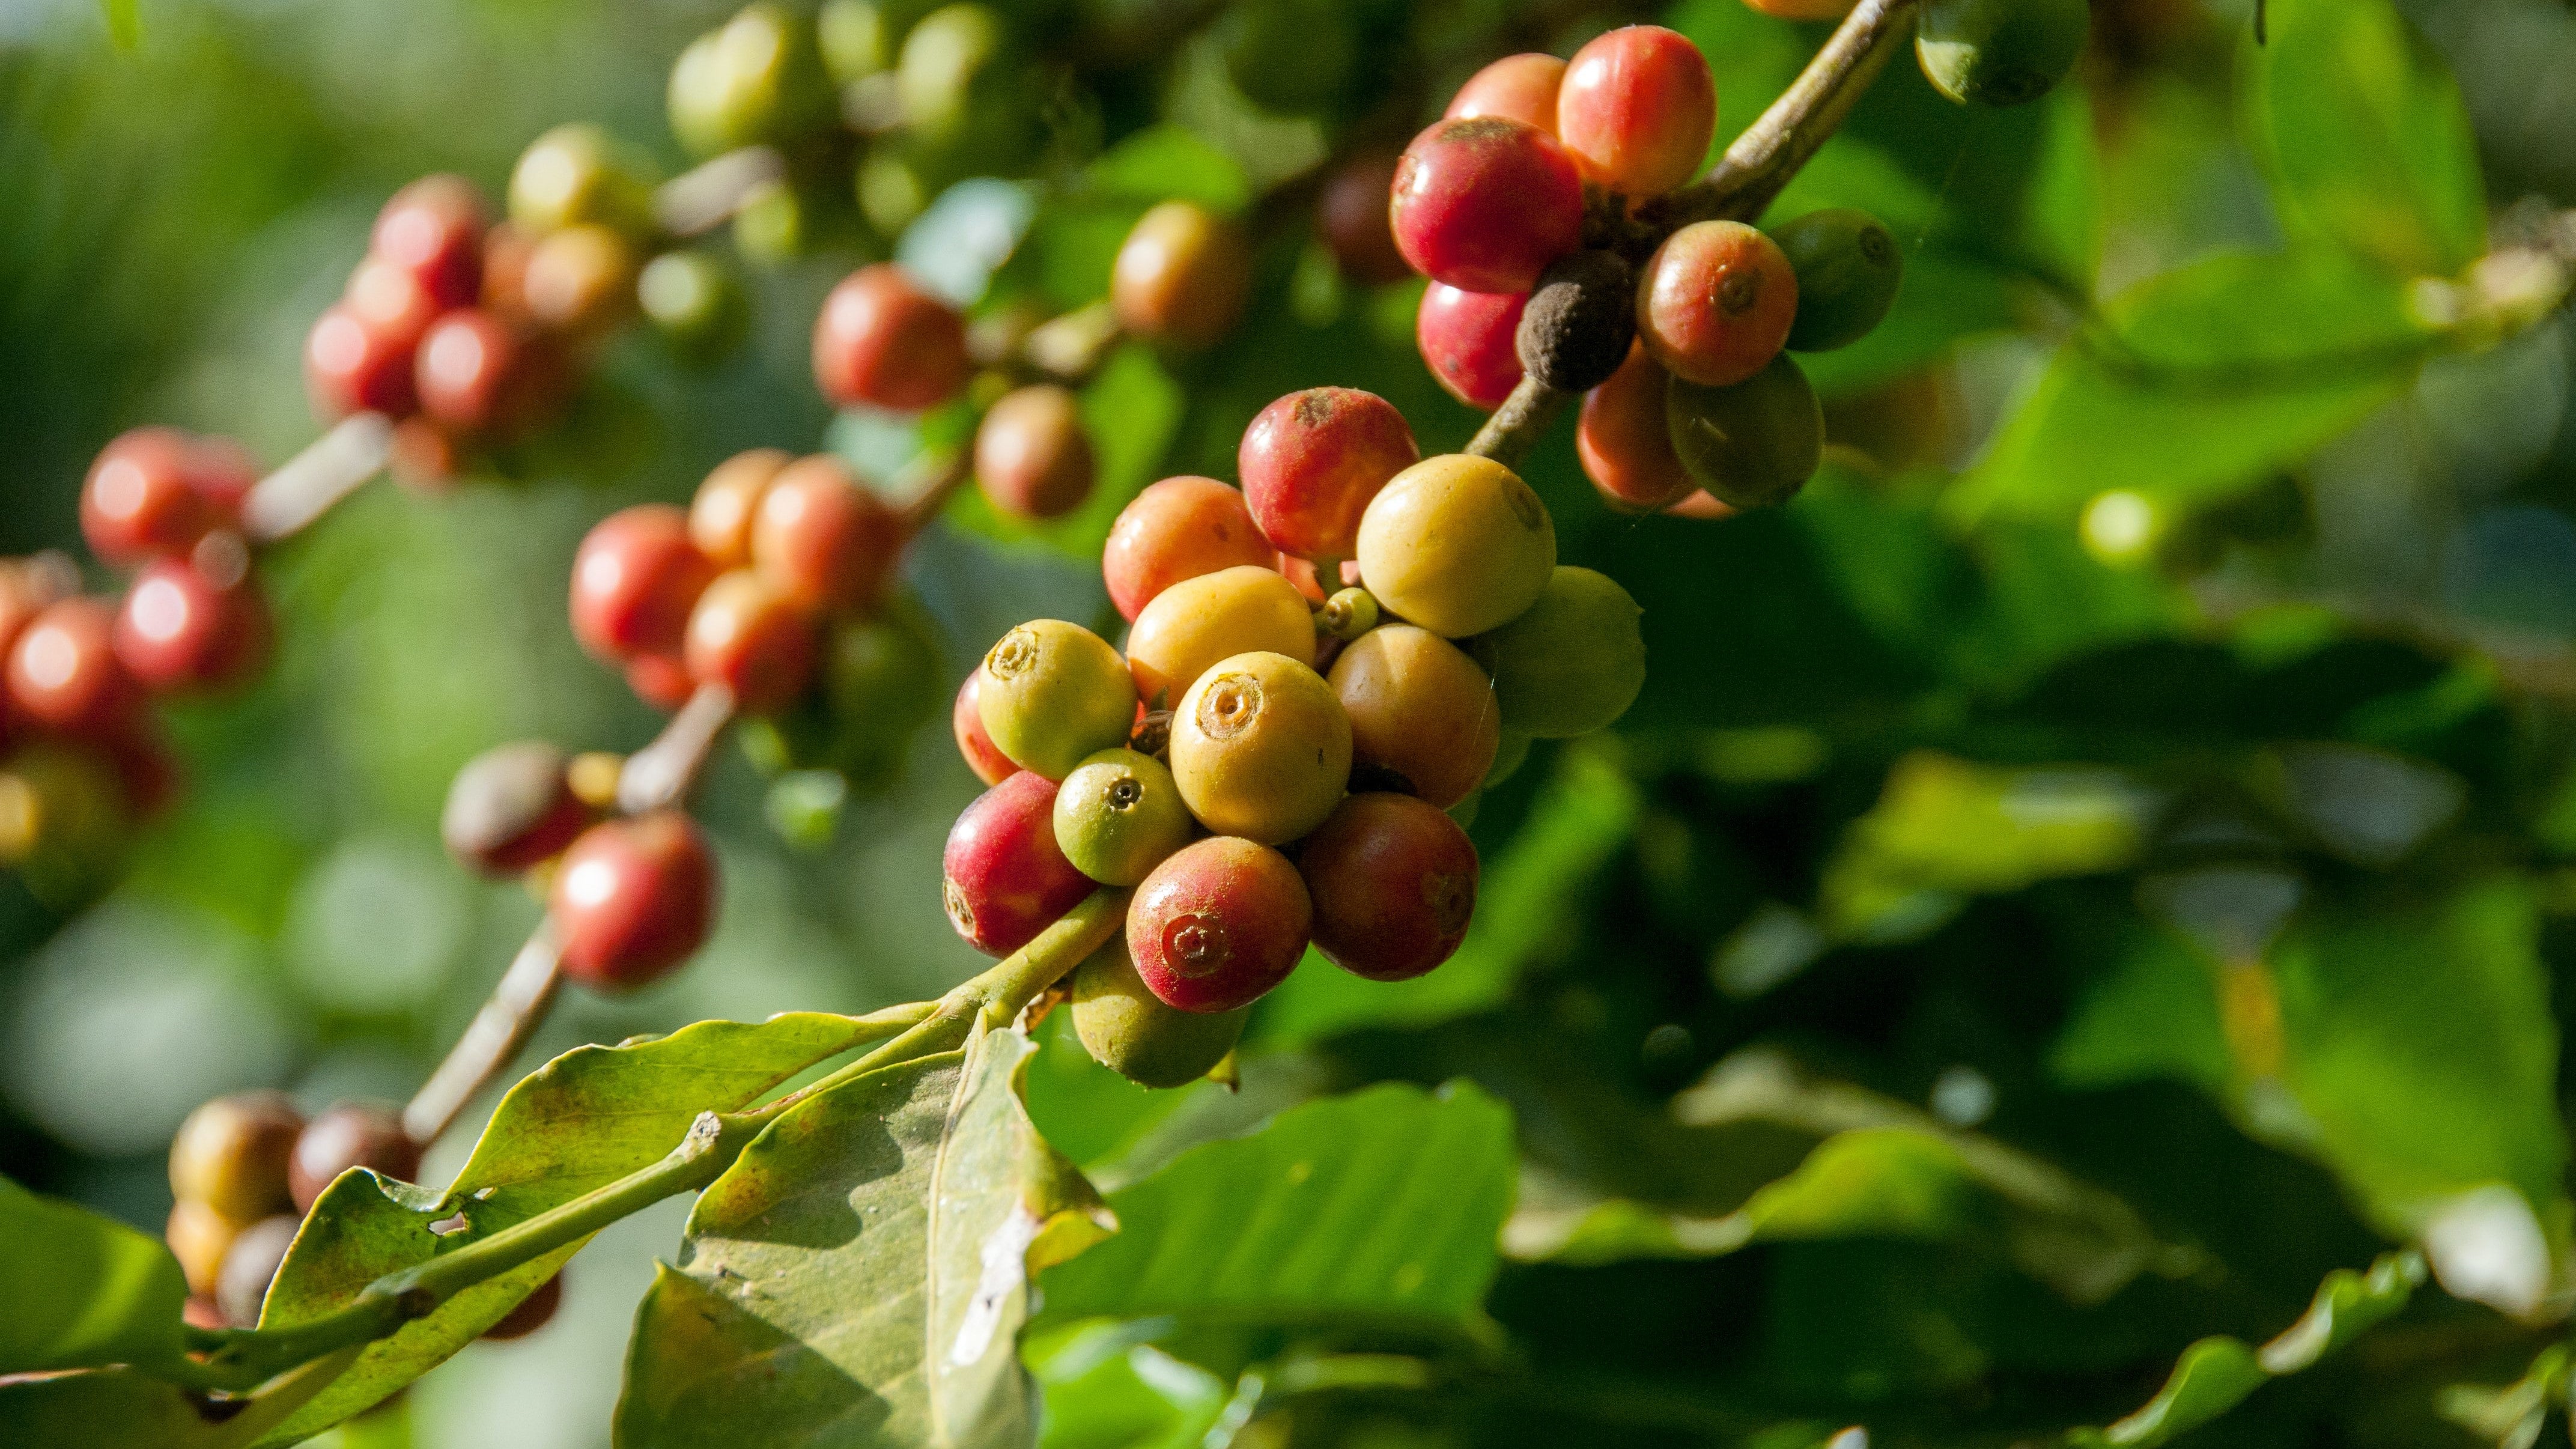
[509,123,658,237]
[898,4,1010,143]
[1070,937,1250,1089]
[667,2,837,160]
[817,598,946,791]
[1665,354,1823,510]
[639,250,750,362]
[856,146,934,234]
[1773,210,1903,353]
[1470,567,1645,739]
[1484,731,1533,789]
[0,743,133,910]
[980,619,1139,780]
[1918,0,2089,108]
[1319,587,1379,642]
[1053,748,1194,886]
[733,178,808,263]
[1220,0,1357,113]
[819,0,896,83]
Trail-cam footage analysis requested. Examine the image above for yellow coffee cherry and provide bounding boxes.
[1328,625,1499,810]
[979,619,1138,780]
[1354,454,1555,638]
[1123,564,1312,709]
[168,1090,303,1224]
[1169,651,1352,845]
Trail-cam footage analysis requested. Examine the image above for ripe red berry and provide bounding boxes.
[750,455,902,614]
[442,740,592,876]
[688,448,793,571]
[389,418,468,490]
[1298,793,1477,981]
[550,810,717,991]
[1391,117,1583,294]
[1111,201,1254,350]
[417,309,557,435]
[81,429,214,566]
[7,598,141,735]
[181,435,259,523]
[306,304,419,420]
[112,557,270,693]
[1317,152,1411,287]
[812,264,970,412]
[683,569,816,714]
[481,1272,564,1341]
[288,1101,422,1213]
[1102,475,1273,622]
[942,771,1093,956]
[1636,220,1799,387]
[627,652,697,711]
[1239,387,1421,560]
[974,385,1097,520]
[1577,343,1693,512]
[371,175,487,311]
[570,505,717,664]
[1556,26,1718,199]
[1127,836,1312,1013]
[952,670,1018,786]
[1447,52,1567,132]
[1417,282,1528,409]
[344,257,444,356]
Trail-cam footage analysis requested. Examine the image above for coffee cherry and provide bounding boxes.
[1556,26,1718,199]
[1918,0,2089,108]
[975,385,1096,520]
[666,2,835,159]
[1126,835,1311,1012]
[416,309,557,436]
[1637,220,1799,387]
[179,435,258,523]
[289,1102,422,1214]
[688,448,794,570]
[479,222,538,326]
[1486,729,1533,789]
[1318,586,1378,641]
[481,1272,564,1341]
[1774,208,1904,352]
[509,123,656,237]
[1666,353,1823,508]
[1170,651,1351,845]
[1577,343,1693,512]
[1516,249,1636,392]
[551,810,718,991]
[8,597,142,735]
[1446,53,1567,133]
[1317,152,1411,287]
[112,557,270,694]
[638,249,750,362]
[306,305,419,419]
[214,1213,299,1328]
[522,223,640,339]
[752,455,902,614]
[1125,564,1313,709]
[1220,0,1355,112]
[1111,201,1253,350]
[1054,747,1194,886]
[1391,117,1584,294]
[684,570,817,714]
[1278,553,1357,604]
[1471,567,1645,737]
[1069,935,1248,1088]
[952,670,1016,786]
[1354,455,1556,639]
[1102,476,1274,622]
[344,257,444,356]
[978,619,1137,780]
[1239,388,1420,562]
[1417,283,1528,409]
[82,429,214,565]
[1666,490,1737,520]
[818,0,897,82]
[898,3,1016,143]
[813,264,971,412]
[570,505,718,664]
[765,595,944,789]
[0,742,136,899]
[627,652,698,711]
[166,1200,242,1299]
[170,1090,302,1224]
[0,557,67,661]
[442,740,592,877]
[1327,625,1498,809]
[943,770,1093,956]
[372,175,487,310]
[1299,793,1477,981]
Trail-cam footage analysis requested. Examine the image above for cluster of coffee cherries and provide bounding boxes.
[944,385,1644,1089]
[162,1090,560,1338]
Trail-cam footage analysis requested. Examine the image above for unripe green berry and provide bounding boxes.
[1774,210,1904,353]
[1054,748,1195,886]
[819,0,896,83]
[1355,455,1557,640]
[1918,0,2090,108]
[1319,587,1379,642]
[639,250,750,362]
[1170,651,1351,845]
[509,124,657,238]
[815,595,946,791]
[898,4,1009,143]
[1470,567,1645,738]
[1665,353,1823,509]
[668,3,836,160]
[980,619,1138,781]
[1071,936,1249,1088]
[1485,730,1533,788]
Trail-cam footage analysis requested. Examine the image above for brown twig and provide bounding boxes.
[401,921,564,1147]
[617,681,739,816]
[896,448,974,538]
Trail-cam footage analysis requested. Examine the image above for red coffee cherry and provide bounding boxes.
[1127,836,1312,1013]
[8,598,141,735]
[627,652,697,711]
[550,810,718,991]
[1111,201,1253,350]
[1239,387,1421,560]
[1391,117,1583,294]
[812,264,970,412]
[344,257,443,356]
[1556,26,1718,199]
[1299,792,1477,982]
[288,1101,422,1213]
[482,1272,565,1341]
[306,304,419,420]
[479,222,538,327]
[570,505,717,664]
[1317,151,1410,287]
[389,418,468,490]
[82,429,214,566]
[418,309,558,435]
[181,435,259,523]
[371,174,487,311]
[1417,282,1528,409]
[688,448,793,571]
[1446,52,1567,132]
[942,770,1093,956]
[952,670,1018,787]
[751,455,902,614]
[1102,476,1273,622]
[1636,220,1799,387]
[683,569,816,714]
[112,557,270,694]
[442,740,592,876]
[974,385,1097,521]
[1577,342,1693,512]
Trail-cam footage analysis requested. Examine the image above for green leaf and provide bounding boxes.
[1035,1082,1515,1336]
[616,1021,1111,1449]
[0,1173,187,1375]
[100,0,139,49]
[2249,0,2486,276]
[1027,1325,1231,1449]
[2048,916,2233,1095]
[1081,123,1252,214]
[250,1009,923,1447]
[0,1345,362,1449]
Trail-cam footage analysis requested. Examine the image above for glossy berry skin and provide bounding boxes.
[167,1200,242,1299]
[1317,152,1411,287]
[442,740,592,877]
[570,505,718,664]
[82,429,215,566]
[1556,26,1718,199]
[1111,201,1253,351]
[481,1272,564,1341]
[1102,476,1274,623]
[179,434,258,522]
[1299,793,1478,982]
[952,670,1017,786]
[1446,52,1567,133]
[1638,220,1799,387]
[416,309,554,435]
[684,570,816,714]
[1918,0,2089,108]
[8,597,141,735]
[215,1213,299,1328]
[521,223,639,339]
[169,1090,303,1224]
[306,304,419,419]
[344,257,443,355]
[1328,625,1499,809]
[975,385,1096,520]
[639,249,750,361]
[1053,747,1194,887]
[1354,455,1557,639]
[1125,564,1313,709]
[550,811,717,992]
[979,620,1138,780]
[1517,249,1637,393]
[813,264,971,412]
[1471,567,1646,738]
[372,175,486,310]
[1170,651,1352,846]
[751,455,902,614]
[1391,117,1584,295]
[942,771,1093,957]
[288,1102,422,1214]
[1127,836,1312,1013]
[1070,936,1248,1088]
[627,653,697,711]
[1578,343,1694,512]
[1239,388,1420,561]
[112,558,270,693]
[1417,284,1528,409]
[688,448,792,571]
[1774,208,1904,352]
[1666,353,1824,509]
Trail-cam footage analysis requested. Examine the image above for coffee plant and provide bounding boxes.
[7,0,2576,1445]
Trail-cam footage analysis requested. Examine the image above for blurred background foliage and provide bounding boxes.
[10,0,2576,1443]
